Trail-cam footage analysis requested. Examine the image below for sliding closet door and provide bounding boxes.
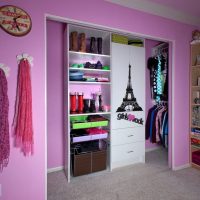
[111,43,145,129]
[111,42,145,169]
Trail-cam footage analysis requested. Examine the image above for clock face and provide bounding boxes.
[0,5,32,36]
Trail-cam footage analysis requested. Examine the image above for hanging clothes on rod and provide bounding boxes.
[146,102,168,147]
[147,43,168,102]
[146,43,169,148]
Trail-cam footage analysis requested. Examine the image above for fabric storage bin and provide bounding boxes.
[72,140,107,176]
[92,150,107,172]
[71,128,108,143]
[112,34,128,45]
[128,39,143,47]
[70,115,109,129]
[73,150,107,176]
[73,153,92,176]
[192,150,200,165]
[71,121,108,129]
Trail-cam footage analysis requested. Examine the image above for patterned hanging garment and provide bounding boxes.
[13,59,33,156]
[0,68,9,171]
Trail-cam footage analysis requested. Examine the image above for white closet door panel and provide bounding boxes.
[111,111,145,129]
[129,45,146,114]
[112,127,145,146]
[111,43,145,129]
[111,141,145,163]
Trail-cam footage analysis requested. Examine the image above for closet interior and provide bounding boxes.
[47,19,171,182]
[146,43,169,148]
[145,40,169,165]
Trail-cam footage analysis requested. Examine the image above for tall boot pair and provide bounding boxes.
[70,32,86,52]
[90,37,102,54]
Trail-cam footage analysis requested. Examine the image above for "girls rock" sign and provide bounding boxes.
[117,113,143,125]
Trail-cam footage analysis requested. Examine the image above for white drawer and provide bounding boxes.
[111,141,145,163]
[111,127,144,146]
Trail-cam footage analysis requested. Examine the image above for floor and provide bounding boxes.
[47,148,200,200]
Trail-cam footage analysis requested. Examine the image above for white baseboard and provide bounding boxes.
[47,166,64,173]
[145,146,161,152]
[172,163,191,171]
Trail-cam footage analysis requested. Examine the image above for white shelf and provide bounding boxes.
[69,81,111,85]
[69,51,110,58]
[191,145,200,149]
[190,134,200,139]
[70,112,111,116]
[191,125,200,129]
[69,68,110,72]
[192,65,200,68]
[191,162,200,170]
[192,86,200,88]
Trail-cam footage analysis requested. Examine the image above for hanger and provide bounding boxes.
[16,53,34,67]
[0,63,10,77]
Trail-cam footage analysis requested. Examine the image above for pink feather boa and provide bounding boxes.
[0,68,9,171]
[13,59,33,156]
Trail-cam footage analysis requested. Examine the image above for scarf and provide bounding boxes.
[13,59,33,156]
[0,68,9,171]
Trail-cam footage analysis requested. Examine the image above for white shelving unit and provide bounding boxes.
[190,43,200,170]
[65,24,111,180]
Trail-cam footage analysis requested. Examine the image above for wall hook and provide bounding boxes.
[0,63,10,77]
[16,53,34,67]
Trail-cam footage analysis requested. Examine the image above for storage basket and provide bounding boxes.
[112,34,128,45]
[70,115,109,129]
[128,39,143,47]
[72,140,107,176]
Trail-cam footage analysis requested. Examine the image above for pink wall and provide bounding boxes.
[0,0,197,199]
[148,0,200,17]
[47,20,65,169]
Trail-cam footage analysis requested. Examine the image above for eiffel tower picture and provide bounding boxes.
[117,64,143,112]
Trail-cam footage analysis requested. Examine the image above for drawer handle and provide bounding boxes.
[127,150,134,153]
[128,135,134,137]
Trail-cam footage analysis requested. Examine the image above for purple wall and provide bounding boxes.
[47,20,65,169]
[0,0,197,199]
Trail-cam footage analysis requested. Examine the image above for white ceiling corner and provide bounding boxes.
[105,0,200,27]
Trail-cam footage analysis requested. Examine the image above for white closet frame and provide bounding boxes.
[45,15,175,185]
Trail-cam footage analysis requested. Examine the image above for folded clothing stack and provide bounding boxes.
[96,77,109,82]
[87,115,107,122]
[191,128,200,137]
[69,71,84,81]
[84,61,102,69]
[86,128,108,135]
[82,74,109,82]
[82,75,96,82]
[192,150,200,166]
[191,137,200,147]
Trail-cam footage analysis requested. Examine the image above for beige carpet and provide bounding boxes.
[48,149,200,200]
